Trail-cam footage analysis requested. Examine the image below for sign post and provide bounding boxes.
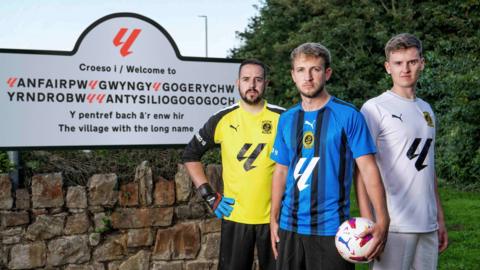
[0,13,240,149]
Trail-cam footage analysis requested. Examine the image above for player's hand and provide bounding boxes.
[270,218,280,259]
[438,219,448,252]
[197,183,235,219]
[359,219,389,261]
[212,194,235,219]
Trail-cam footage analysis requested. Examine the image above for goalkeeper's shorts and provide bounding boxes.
[218,219,275,270]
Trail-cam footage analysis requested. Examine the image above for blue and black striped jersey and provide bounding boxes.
[270,97,376,236]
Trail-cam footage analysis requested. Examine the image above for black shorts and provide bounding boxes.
[219,219,275,270]
[276,229,354,270]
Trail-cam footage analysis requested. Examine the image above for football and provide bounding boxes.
[335,217,375,263]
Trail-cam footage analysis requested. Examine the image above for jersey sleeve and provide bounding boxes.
[360,101,382,143]
[270,114,289,166]
[346,109,377,159]
[182,114,220,162]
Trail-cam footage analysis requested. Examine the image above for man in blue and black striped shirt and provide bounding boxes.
[270,42,390,270]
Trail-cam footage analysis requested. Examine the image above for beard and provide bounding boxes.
[240,88,263,105]
[299,84,325,99]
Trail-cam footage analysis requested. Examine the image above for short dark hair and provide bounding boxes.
[238,59,268,78]
[385,33,423,61]
[290,42,331,68]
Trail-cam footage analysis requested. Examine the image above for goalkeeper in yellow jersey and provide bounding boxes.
[183,59,284,270]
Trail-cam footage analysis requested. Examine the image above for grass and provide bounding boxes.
[436,185,480,269]
[350,184,480,270]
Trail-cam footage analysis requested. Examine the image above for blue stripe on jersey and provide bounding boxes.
[290,110,303,232]
[271,97,376,236]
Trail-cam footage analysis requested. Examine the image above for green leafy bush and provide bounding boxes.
[0,151,13,174]
[18,149,183,187]
[421,51,480,189]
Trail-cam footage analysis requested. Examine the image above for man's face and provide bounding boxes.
[237,64,267,105]
[385,47,425,89]
[291,54,332,99]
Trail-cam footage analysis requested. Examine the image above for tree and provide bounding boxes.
[232,0,480,188]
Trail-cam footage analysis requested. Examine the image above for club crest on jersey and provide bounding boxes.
[262,120,272,134]
[303,131,314,149]
[423,112,434,127]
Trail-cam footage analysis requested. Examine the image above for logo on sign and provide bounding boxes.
[113,28,141,57]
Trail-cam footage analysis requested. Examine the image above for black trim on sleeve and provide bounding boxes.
[266,103,286,114]
[332,97,360,112]
[182,104,239,162]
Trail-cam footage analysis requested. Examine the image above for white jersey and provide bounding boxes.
[361,90,438,233]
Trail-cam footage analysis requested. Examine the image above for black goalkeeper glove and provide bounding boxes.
[198,183,235,219]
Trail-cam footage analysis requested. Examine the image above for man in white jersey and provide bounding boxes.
[356,33,448,269]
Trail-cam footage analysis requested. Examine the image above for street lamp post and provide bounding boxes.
[198,15,208,57]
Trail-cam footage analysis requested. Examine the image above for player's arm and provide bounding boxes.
[182,120,215,189]
[434,174,448,252]
[182,116,234,219]
[270,163,288,260]
[355,154,390,260]
[354,164,374,220]
[184,161,208,188]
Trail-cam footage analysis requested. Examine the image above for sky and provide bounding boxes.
[0,0,262,58]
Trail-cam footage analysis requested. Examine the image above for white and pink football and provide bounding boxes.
[335,217,375,263]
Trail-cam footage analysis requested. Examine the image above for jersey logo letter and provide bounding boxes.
[293,157,319,191]
[237,143,266,171]
[406,138,432,171]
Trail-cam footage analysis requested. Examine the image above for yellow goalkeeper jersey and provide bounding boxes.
[183,101,284,224]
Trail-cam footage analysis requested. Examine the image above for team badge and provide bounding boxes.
[423,112,434,127]
[303,131,314,149]
[262,120,272,134]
